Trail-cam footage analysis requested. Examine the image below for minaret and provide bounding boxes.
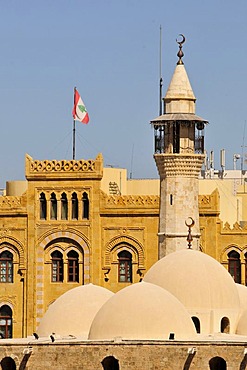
[151,35,208,258]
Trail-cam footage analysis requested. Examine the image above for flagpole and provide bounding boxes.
[159,25,163,116]
[73,87,76,160]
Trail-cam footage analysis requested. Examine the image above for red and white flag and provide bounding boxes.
[72,89,89,124]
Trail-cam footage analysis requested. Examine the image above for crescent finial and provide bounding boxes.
[176,34,186,65]
[176,34,186,45]
[185,217,194,249]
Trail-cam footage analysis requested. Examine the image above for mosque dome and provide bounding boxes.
[236,283,247,313]
[37,284,114,339]
[143,249,240,334]
[235,284,247,335]
[89,281,196,341]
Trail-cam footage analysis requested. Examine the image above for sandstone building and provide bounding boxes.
[0,35,247,370]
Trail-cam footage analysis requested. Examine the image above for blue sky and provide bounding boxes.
[0,0,246,187]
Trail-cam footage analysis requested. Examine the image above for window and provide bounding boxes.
[0,305,12,339]
[0,357,16,370]
[221,317,230,334]
[40,192,47,219]
[118,251,132,283]
[209,357,226,370]
[101,356,119,370]
[67,251,79,282]
[61,193,68,220]
[228,250,241,283]
[82,192,89,219]
[0,251,13,283]
[191,316,200,333]
[72,192,78,220]
[51,251,63,282]
[50,192,57,220]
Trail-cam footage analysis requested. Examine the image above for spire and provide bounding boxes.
[164,35,196,114]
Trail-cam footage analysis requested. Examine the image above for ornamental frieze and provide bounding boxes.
[0,196,23,209]
[25,153,103,179]
[30,159,95,172]
[102,193,159,207]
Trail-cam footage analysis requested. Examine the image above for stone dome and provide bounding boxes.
[89,281,196,341]
[143,249,240,334]
[236,283,247,313]
[235,284,247,335]
[37,284,114,338]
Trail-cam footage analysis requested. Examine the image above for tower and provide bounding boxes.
[151,35,208,258]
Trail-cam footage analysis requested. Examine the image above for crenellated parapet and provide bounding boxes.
[25,153,103,180]
[199,189,220,216]
[101,191,159,212]
[0,194,27,213]
[222,221,247,233]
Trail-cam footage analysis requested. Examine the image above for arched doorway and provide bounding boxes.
[101,356,119,370]
[209,356,227,370]
[1,356,16,370]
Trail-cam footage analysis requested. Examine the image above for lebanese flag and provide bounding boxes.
[72,89,89,124]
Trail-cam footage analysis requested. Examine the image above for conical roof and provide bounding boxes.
[164,64,196,114]
[165,64,196,101]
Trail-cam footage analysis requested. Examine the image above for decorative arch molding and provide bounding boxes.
[104,235,144,269]
[0,236,25,270]
[38,228,90,256]
[221,244,242,264]
[0,300,15,311]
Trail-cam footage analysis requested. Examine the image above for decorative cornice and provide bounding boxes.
[154,153,204,178]
[101,191,159,208]
[25,153,103,180]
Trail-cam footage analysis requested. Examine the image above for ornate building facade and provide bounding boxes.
[0,151,247,339]
[0,37,247,345]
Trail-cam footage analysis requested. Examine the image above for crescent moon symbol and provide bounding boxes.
[185,217,195,227]
[176,34,186,45]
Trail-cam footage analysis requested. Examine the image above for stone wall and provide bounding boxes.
[0,340,247,370]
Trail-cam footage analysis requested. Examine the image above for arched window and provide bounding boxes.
[0,305,12,339]
[0,356,16,370]
[39,192,47,220]
[221,317,230,333]
[71,192,78,220]
[101,356,119,370]
[61,193,68,220]
[0,251,13,283]
[82,192,89,219]
[50,193,57,220]
[209,356,227,370]
[228,250,241,283]
[67,251,79,282]
[191,316,200,333]
[51,251,63,282]
[118,250,132,283]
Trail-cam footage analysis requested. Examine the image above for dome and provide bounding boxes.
[236,309,247,335]
[37,284,114,338]
[144,249,240,334]
[236,284,247,313]
[235,284,247,335]
[89,281,196,341]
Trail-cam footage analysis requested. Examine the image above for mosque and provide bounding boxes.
[0,37,247,369]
